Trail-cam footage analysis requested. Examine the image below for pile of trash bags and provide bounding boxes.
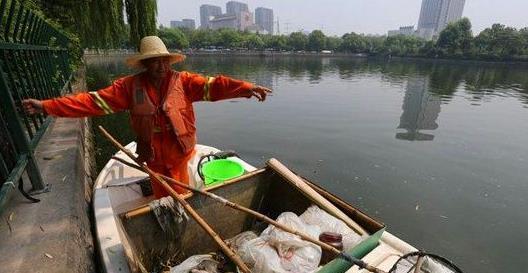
[170,205,364,273]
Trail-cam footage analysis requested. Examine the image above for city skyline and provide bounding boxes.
[198,1,270,33]
[158,0,528,36]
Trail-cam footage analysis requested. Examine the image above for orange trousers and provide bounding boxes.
[147,150,195,198]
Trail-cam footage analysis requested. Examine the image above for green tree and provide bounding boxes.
[340,32,366,53]
[383,35,424,56]
[436,17,473,57]
[189,29,219,48]
[307,30,326,51]
[35,0,157,48]
[269,35,290,50]
[520,28,528,55]
[363,36,385,54]
[288,32,308,51]
[475,24,524,59]
[125,0,158,48]
[158,27,189,49]
[325,36,342,51]
[217,28,242,48]
[243,34,265,50]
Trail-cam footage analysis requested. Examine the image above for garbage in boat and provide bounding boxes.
[168,205,362,273]
[169,254,221,273]
[149,196,188,236]
[299,205,364,250]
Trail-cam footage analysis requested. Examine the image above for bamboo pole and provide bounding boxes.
[267,158,368,235]
[98,126,252,273]
[110,151,387,273]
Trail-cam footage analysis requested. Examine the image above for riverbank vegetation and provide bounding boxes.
[159,18,528,62]
[25,0,157,48]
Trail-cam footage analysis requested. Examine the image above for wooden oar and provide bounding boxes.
[98,126,252,273]
[267,158,368,235]
[111,153,387,273]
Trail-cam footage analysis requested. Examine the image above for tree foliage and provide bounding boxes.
[308,30,326,51]
[436,18,472,57]
[33,0,157,48]
[158,27,189,49]
[474,24,525,59]
[288,32,308,51]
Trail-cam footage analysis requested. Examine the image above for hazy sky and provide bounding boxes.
[157,0,527,36]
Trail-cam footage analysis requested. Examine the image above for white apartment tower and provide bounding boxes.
[255,7,273,34]
[417,0,465,39]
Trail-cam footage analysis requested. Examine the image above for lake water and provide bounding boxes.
[87,55,528,273]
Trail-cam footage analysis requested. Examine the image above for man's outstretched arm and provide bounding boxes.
[180,72,272,102]
[23,77,132,117]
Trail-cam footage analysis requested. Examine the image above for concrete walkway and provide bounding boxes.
[0,117,96,273]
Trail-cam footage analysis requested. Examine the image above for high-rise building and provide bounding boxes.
[417,0,465,39]
[255,7,273,34]
[170,19,195,29]
[210,11,253,32]
[170,21,184,28]
[237,10,253,31]
[226,1,249,15]
[209,14,238,30]
[182,19,196,30]
[200,4,222,29]
[388,26,415,37]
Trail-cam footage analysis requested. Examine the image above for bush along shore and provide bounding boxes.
[142,18,528,62]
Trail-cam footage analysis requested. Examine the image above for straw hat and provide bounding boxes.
[126,36,185,68]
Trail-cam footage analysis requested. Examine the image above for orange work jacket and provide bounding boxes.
[43,70,255,165]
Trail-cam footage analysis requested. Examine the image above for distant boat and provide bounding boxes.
[93,143,417,273]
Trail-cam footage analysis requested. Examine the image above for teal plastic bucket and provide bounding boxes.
[201,159,244,186]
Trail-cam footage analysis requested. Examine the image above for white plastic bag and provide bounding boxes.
[169,254,219,273]
[300,205,364,250]
[238,235,284,273]
[238,212,322,273]
[226,231,258,252]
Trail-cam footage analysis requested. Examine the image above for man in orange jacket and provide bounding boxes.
[23,36,271,198]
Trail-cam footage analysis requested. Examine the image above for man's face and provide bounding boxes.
[142,57,171,80]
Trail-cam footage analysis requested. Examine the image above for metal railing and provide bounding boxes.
[0,0,73,214]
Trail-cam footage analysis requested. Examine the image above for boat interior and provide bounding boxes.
[117,167,385,273]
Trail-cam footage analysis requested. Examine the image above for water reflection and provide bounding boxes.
[396,76,440,141]
[86,56,528,107]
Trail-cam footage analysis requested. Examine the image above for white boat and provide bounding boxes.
[93,143,417,273]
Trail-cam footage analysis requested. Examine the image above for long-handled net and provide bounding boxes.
[388,251,463,273]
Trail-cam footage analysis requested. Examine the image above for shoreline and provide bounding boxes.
[83,50,528,65]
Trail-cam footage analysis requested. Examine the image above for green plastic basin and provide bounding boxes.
[202,159,244,186]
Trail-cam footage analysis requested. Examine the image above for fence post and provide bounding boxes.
[0,61,46,192]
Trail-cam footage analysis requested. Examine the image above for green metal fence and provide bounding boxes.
[0,0,73,214]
